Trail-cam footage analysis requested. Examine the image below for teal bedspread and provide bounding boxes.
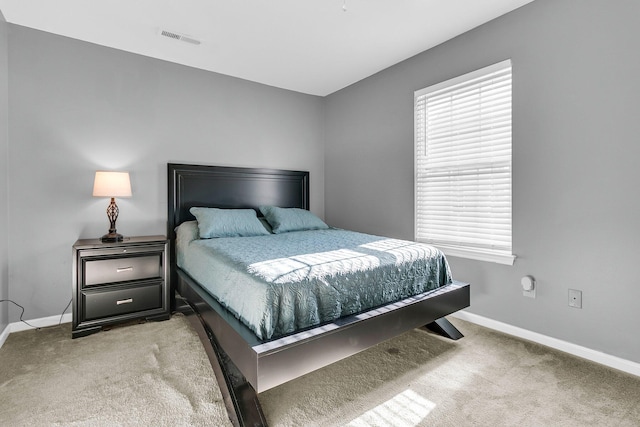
[177,222,452,340]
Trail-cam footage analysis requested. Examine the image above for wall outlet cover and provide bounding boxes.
[568,289,582,308]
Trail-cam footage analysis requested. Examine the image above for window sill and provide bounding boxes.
[435,245,516,266]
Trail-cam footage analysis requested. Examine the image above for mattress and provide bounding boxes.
[176,221,452,340]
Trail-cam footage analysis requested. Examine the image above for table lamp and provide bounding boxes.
[92,171,132,242]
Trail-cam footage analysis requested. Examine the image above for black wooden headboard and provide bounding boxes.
[167,163,310,305]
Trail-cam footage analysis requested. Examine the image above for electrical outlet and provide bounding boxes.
[568,289,582,308]
[521,275,536,298]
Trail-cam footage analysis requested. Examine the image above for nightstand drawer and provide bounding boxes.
[82,282,162,320]
[84,254,162,286]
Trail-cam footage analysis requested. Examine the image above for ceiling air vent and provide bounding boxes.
[160,29,201,45]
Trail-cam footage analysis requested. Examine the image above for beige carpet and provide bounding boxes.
[260,318,640,427]
[0,313,232,427]
[2,315,640,427]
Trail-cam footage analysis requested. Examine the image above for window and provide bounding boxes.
[414,60,515,265]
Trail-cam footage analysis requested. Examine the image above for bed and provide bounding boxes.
[167,163,470,425]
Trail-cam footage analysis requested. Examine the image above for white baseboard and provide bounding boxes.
[0,323,10,349]
[0,313,72,349]
[10,312,72,332]
[450,310,640,378]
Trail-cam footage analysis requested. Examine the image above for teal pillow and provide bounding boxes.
[189,207,270,238]
[259,206,329,234]
[259,217,273,234]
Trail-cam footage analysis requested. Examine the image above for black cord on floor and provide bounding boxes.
[59,298,72,326]
[1,298,72,330]
[0,299,40,329]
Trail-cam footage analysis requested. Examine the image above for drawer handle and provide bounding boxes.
[116,267,134,273]
[116,298,133,305]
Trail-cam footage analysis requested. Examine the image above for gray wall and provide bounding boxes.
[5,1,640,366]
[325,0,640,363]
[7,25,324,322]
[0,12,8,330]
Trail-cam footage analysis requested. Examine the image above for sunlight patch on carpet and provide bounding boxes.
[347,389,435,427]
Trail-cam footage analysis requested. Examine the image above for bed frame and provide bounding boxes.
[167,163,470,426]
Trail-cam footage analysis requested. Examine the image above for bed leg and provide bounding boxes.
[426,317,464,340]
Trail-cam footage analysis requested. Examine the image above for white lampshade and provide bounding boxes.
[92,171,132,198]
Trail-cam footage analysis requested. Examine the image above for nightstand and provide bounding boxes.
[72,235,170,338]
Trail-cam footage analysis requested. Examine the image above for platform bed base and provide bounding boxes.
[176,270,469,426]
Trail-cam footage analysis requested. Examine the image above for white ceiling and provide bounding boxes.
[0,0,534,96]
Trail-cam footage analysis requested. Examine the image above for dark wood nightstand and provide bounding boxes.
[72,235,170,338]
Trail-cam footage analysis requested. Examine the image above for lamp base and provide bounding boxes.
[100,232,124,243]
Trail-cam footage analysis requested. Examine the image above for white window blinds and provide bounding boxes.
[414,60,514,265]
